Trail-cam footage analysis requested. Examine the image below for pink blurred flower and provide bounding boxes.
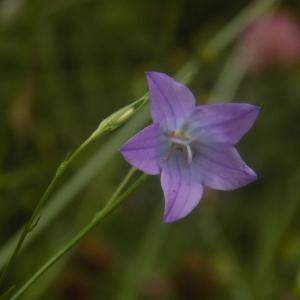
[240,11,300,72]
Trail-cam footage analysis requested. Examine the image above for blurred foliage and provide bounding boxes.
[1,0,300,299]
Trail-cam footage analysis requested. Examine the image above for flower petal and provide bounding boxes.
[160,154,203,223]
[190,103,260,144]
[194,143,257,191]
[120,124,161,175]
[146,72,196,127]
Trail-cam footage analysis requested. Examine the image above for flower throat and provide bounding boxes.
[165,129,194,165]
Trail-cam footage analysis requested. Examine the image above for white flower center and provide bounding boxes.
[165,130,194,165]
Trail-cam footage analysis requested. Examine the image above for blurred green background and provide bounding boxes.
[1,0,300,299]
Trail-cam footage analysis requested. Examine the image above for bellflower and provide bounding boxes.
[120,72,259,223]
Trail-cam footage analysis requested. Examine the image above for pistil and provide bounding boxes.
[164,130,194,165]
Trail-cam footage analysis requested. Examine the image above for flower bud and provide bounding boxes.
[90,95,148,141]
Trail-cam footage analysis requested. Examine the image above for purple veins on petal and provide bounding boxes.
[194,143,257,191]
[146,72,195,127]
[120,124,161,175]
[190,103,260,144]
[160,154,203,223]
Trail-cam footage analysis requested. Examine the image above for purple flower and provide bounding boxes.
[120,72,259,223]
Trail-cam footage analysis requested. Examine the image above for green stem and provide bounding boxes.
[0,135,93,290]
[9,168,146,300]
[0,96,147,291]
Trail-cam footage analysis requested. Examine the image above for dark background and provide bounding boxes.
[1,0,300,299]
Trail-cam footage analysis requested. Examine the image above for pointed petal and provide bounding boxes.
[146,72,195,127]
[194,143,257,191]
[120,124,161,175]
[160,154,203,223]
[190,103,260,144]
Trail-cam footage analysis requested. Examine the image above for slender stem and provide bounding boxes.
[9,169,146,300]
[0,136,93,290]
[0,96,147,291]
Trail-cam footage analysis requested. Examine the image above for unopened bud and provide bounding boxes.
[98,106,135,132]
[90,95,148,142]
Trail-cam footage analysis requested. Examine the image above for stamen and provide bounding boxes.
[169,136,190,145]
[164,130,194,166]
[185,145,193,165]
